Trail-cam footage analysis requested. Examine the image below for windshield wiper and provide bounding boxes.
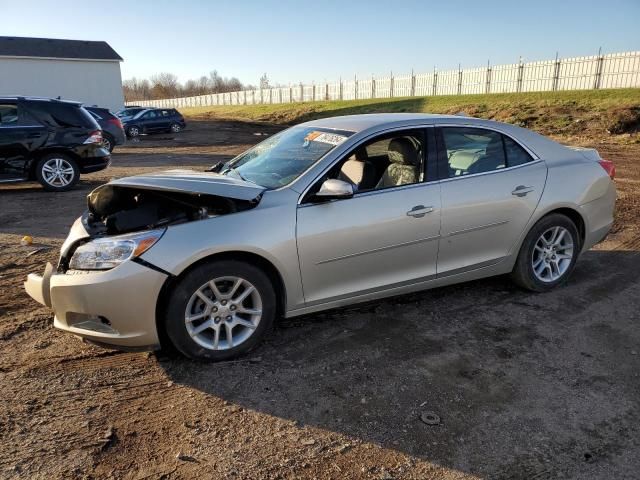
[223,166,256,184]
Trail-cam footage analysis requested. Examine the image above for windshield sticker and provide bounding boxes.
[303,131,348,147]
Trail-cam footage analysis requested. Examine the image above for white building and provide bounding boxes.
[0,36,124,111]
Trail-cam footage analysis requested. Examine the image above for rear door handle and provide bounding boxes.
[511,185,534,197]
[407,205,434,218]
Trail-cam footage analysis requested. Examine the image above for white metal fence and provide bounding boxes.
[128,51,640,108]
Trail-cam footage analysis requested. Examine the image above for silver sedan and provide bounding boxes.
[25,114,616,360]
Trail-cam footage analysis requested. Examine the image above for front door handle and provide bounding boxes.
[407,205,434,218]
[511,185,534,197]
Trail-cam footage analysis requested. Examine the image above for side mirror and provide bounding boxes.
[313,179,354,201]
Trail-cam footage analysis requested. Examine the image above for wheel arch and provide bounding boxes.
[155,250,287,349]
[29,149,80,179]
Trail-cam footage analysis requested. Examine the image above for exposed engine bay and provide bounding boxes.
[84,184,260,235]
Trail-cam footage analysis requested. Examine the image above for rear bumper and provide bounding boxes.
[79,154,111,173]
[580,180,616,251]
[24,260,166,350]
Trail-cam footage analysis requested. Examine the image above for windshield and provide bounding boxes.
[225,126,354,189]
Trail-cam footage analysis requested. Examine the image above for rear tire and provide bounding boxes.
[165,260,276,361]
[102,133,115,152]
[35,154,80,191]
[511,213,580,292]
[169,123,182,133]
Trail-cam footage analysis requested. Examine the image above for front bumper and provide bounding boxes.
[24,260,167,350]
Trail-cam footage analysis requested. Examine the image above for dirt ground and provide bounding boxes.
[0,120,639,480]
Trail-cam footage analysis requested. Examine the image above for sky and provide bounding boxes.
[1,0,639,86]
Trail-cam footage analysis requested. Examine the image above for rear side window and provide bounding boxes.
[0,104,18,125]
[27,102,96,128]
[503,136,533,167]
[440,127,532,177]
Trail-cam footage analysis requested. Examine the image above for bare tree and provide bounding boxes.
[122,70,249,100]
[259,73,270,90]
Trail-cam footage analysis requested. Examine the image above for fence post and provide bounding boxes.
[312,83,316,102]
[354,75,358,99]
[594,47,604,89]
[389,71,394,97]
[552,53,561,91]
[486,61,492,94]
[457,64,462,95]
[432,68,438,96]
[372,75,376,98]
[410,69,416,96]
[325,82,329,101]
[339,78,343,100]
[517,57,524,93]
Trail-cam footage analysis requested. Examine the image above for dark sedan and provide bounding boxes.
[123,108,186,137]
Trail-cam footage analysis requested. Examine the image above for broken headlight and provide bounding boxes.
[69,229,165,271]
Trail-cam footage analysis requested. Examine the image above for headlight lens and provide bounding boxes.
[69,229,164,270]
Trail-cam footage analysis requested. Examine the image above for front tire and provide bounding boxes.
[165,260,276,361]
[35,154,80,191]
[127,125,140,137]
[511,213,580,292]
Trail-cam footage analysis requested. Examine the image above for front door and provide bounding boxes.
[436,126,547,275]
[296,128,442,306]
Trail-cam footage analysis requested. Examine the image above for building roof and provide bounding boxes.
[0,36,123,61]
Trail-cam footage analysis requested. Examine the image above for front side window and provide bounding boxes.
[225,126,354,189]
[0,105,18,126]
[441,127,532,177]
[305,129,426,199]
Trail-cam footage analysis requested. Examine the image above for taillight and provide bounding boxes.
[108,117,123,129]
[598,159,615,179]
[83,130,103,144]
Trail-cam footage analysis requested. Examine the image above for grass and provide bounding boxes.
[182,88,640,136]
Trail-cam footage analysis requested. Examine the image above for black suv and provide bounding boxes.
[122,108,186,137]
[0,97,110,191]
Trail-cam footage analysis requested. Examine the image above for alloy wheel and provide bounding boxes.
[184,276,263,350]
[531,226,574,282]
[171,123,181,133]
[41,158,75,188]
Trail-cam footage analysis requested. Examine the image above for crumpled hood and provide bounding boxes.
[105,169,266,201]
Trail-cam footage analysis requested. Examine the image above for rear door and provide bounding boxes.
[436,126,547,275]
[157,110,172,130]
[0,102,47,181]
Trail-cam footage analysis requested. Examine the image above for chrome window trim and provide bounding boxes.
[438,158,544,184]
[296,124,436,205]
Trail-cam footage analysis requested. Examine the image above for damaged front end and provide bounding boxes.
[83,169,265,236]
[57,170,266,271]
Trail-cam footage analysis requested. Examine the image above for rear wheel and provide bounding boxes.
[170,123,182,133]
[165,260,276,361]
[511,213,580,292]
[102,133,115,152]
[35,154,79,191]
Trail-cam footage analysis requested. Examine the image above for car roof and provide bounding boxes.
[300,113,573,162]
[0,96,82,106]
